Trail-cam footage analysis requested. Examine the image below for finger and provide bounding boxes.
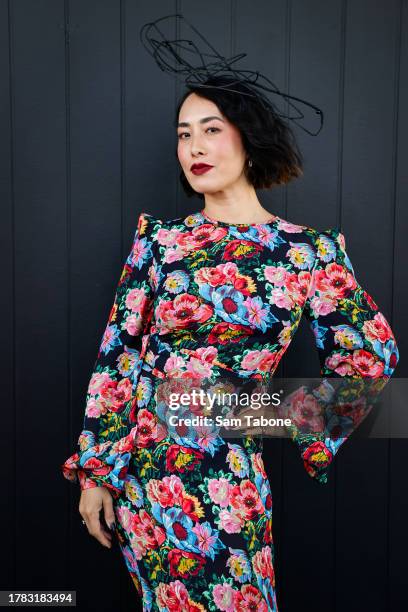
[87,512,112,548]
[102,491,116,530]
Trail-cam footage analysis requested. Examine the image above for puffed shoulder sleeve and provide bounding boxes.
[61,212,162,497]
[289,227,399,484]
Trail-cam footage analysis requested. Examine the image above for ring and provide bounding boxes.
[82,520,86,525]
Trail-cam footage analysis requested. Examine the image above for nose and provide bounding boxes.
[190,132,206,157]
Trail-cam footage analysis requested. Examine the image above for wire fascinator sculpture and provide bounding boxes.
[140,13,324,136]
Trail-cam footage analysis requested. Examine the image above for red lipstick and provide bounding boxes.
[191,163,214,175]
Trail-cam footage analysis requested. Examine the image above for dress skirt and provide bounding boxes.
[111,398,278,612]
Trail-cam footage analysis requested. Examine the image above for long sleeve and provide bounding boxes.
[61,212,162,498]
[289,227,399,484]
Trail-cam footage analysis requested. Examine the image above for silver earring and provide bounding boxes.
[248,159,253,167]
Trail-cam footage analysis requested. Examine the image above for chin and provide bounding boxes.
[189,180,217,194]
[197,187,223,196]
[191,179,226,192]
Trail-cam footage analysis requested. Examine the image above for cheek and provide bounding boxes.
[177,142,187,164]
[215,133,233,156]
[217,132,245,163]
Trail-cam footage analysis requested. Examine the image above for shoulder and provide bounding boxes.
[265,214,344,250]
[139,210,206,236]
[310,226,347,256]
[292,219,346,252]
[136,211,164,240]
[295,221,351,272]
[137,210,197,229]
[136,211,199,253]
[274,216,349,271]
[157,211,205,230]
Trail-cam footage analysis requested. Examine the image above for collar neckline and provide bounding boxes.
[199,209,279,227]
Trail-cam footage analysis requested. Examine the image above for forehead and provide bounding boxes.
[178,94,223,122]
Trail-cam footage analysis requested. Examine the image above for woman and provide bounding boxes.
[61,76,399,611]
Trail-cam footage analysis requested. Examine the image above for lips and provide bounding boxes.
[191,164,214,175]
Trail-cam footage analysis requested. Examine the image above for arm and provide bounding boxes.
[61,212,162,498]
[290,227,399,484]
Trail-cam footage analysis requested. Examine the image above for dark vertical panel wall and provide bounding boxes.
[1,1,406,611]
[0,0,14,591]
[10,0,70,595]
[389,0,408,609]
[335,3,399,610]
[68,2,124,610]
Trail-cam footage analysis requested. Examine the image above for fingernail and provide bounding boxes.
[108,521,116,531]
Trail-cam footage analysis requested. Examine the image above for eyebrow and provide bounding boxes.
[177,116,225,128]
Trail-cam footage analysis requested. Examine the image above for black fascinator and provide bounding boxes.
[140,13,324,137]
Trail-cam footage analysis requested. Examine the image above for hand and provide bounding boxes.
[79,486,116,549]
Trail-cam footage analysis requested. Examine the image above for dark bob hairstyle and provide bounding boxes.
[175,75,304,200]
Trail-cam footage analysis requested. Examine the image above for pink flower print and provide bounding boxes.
[155,580,193,611]
[84,396,103,419]
[124,312,145,335]
[251,452,267,479]
[243,296,269,327]
[233,584,268,611]
[218,508,245,534]
[285,387,325,434]
[98,376,133,413]
[362,312,393,344]
[164,353,187,377]
[116,505,133,533]
[240,349,277,372]
[277,219,306,233]
[326,349,385,377]
[121,545,138,572]
[252,545,275,581]
[156,293,213,332]
[88,371,112,396]
[131,508,166,555]
[165,247,186,264]
[207,477,232,508]
[125,287,147,313]
[229,480,265,520]
[156,227,180,248]
[131,237,151,269]
[191,522,219,556]
[195,265,231,287]
[212,582,237,611]
[308,292,338,317]
[146,475,185,507]
[316,264,357,299]
[269,286,295,310]
[264,264,290,285]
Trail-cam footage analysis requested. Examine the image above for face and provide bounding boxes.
[177,93,248,195]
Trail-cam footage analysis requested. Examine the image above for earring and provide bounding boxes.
[248,159,253,167]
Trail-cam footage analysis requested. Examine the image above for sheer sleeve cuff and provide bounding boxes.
[61,426,138,498]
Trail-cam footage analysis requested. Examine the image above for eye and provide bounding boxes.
[177,127,220,140]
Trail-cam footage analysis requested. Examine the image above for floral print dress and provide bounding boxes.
[61,209,399,611]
